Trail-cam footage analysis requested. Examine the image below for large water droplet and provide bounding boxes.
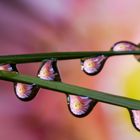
[67,95,97,117]
[111,41,137,51]
[14,83,39,101]
[13,65,39,101]
[0,64,38,101]
[81,55,107,75]
[112,41,140,62]
[38,59,61,81]
[129,109,140,131]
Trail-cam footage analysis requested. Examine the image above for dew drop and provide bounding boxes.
[112,41,140,62]
[67,95,97,117]
[81,55,107,75]
[38,59,61,81]
[14,83,39,101]
[0,64,38,101]
[0,64,16,71]
[129,109,140,131]
[13,65,39,101]
[111,41,137,51]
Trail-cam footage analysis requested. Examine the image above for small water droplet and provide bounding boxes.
[81,55,107,75]
[14,83,39,101]
[129,109,140,131]
[38,59,61,81]
[67,95,97,117]
[0,64,16,71]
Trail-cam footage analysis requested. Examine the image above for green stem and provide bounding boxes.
[0,50,140,64]
[0,70,140,110]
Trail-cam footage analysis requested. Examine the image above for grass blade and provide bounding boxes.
[0,50,140,64]
[0,70,140,110]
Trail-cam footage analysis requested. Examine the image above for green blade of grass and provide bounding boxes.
[0,50,140,64]
[0,70,140,110]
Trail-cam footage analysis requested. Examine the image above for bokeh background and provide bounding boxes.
[0,0,140,140]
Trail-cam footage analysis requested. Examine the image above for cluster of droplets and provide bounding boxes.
[80,41,140,131]
[16,59,61,101]
[0,41,140,131]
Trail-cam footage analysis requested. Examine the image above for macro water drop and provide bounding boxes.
[129,109,140,131]
[81,55,107,76]
[112,41,140,62]
[0,64,16,71]
[13,65,39,101]
[111,41,137,51]
[67,95,97,117]
[38,59,61,81]
[14,83,39,101]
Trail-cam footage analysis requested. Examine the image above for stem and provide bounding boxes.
[0,50,140,64]
[0,70,140,110]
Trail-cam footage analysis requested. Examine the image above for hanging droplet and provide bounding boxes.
[12,65,39,101]
[129,109,140,131]
[0,64,17,71]
[81,55,107,75]
[38,59,61,81]
[67,95,97,117]
[14,83,39,101]
[0,64,38,101]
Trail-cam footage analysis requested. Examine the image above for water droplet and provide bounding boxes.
[129,109,140,131]
[0,64,16,71]
[67,95,97,117]
[14,83,39,101]
[38,59,61,81]
[112,41,140,62]
[111,41,137,51]
[81,55,107,75]
[13,65,39,101]
[0,64,38,101]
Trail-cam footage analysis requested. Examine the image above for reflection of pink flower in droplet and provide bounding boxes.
[112,41,136,51]
[0,64,13,71]
[15,83,33,99]
[130,110,140,131]
[38,60,56,80]
[81,55,106,75]
[69,95,93,116]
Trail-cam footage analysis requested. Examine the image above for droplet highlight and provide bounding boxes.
[129,109,140,131]
[38,59,61,81]
[81,55,107,75]
[67,95,97,117]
